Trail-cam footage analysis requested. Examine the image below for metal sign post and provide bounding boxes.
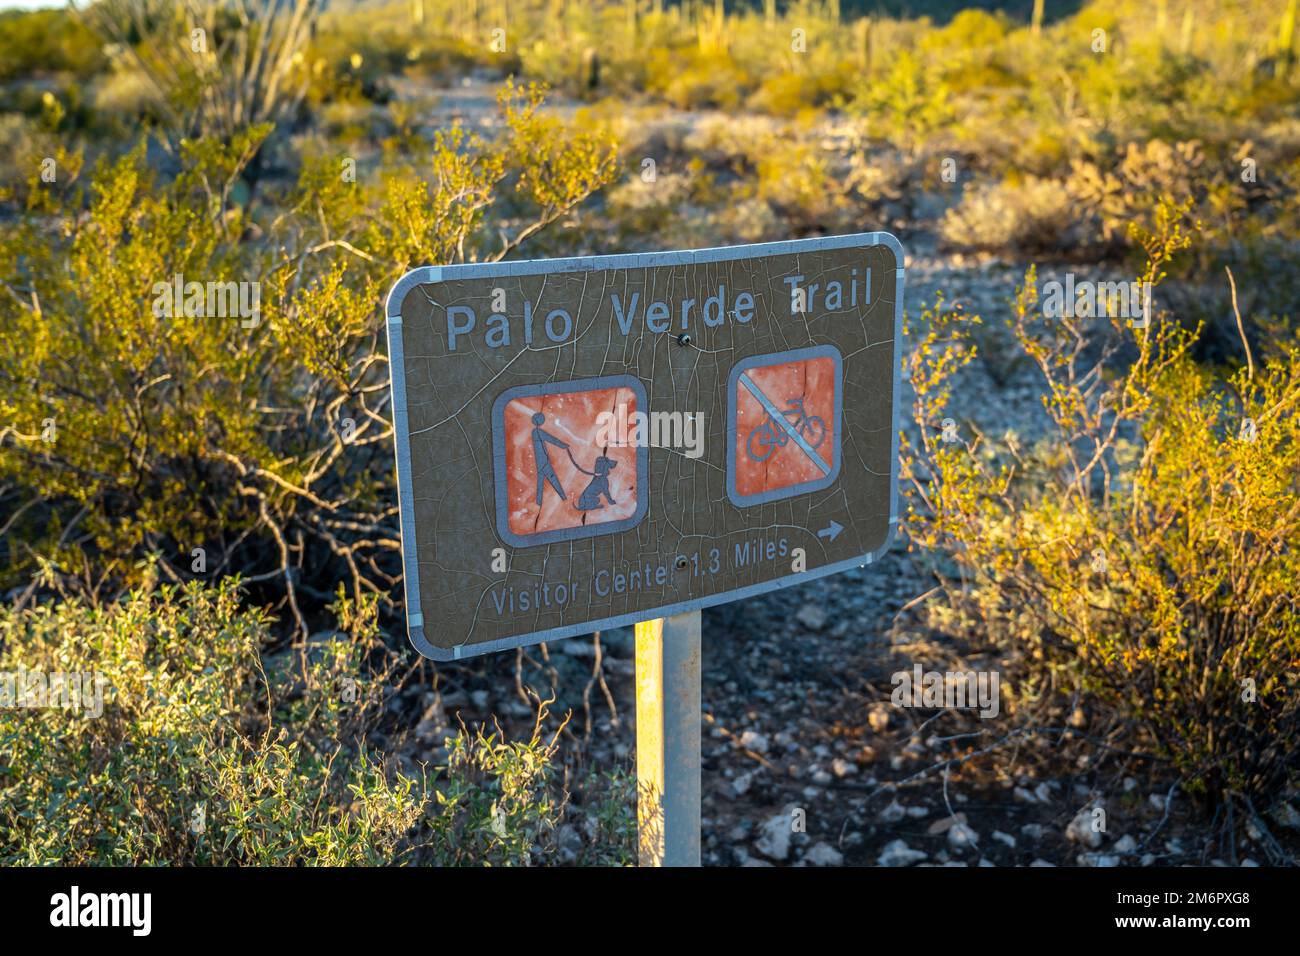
[634,611,701,867]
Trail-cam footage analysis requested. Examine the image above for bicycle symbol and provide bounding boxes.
[745,396,826,463]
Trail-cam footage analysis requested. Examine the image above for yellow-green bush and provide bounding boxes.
[905,208,1300,807]
[0,84,616,616]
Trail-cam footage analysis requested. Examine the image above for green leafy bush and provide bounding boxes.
[0,581,634,865]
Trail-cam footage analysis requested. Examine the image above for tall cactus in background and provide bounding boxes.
[855,16,872,73]
[1280,0,1298,78]
[1032,0,1044,35]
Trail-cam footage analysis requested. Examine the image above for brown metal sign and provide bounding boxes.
[385,233,903,659]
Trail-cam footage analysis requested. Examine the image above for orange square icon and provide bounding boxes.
[492,376,649,547]
[728,346,842,506]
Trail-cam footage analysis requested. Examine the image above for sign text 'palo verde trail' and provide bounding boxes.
[385,233,904,659]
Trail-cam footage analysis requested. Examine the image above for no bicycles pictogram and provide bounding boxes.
[728,345,842,507]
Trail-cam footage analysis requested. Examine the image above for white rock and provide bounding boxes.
[905,804,930,819]
[738,730,769,754]
[796,604,828,630]
[1112,835,1138,855]
[1029,859,1056,867]
[1013,786,1038,804]
[803,842,844,867]
[877,839,928,867]
[831,757,858,778]
[877,799,906,823]
[754,810,794,861]
[1066,809,1104,849]
[992,830,1017,849]
[1081,853,1120,867]
[948,822,980,852]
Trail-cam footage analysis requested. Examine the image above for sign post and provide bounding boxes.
[634,611,701,867]
[384,232,904,864]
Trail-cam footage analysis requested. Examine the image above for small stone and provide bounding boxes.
[905,804,930,819]
[992,830,1017,849]
[831,757,858,778]
[1081,853,1120,868]
[796,604,828,631]
[1140,854,1157,866]
[738,730,769,754]
[868,705,891,733]
[754,809,795,861]
[1066,809,1104,849]
[948,823,980,852]
[877,839,927,867]
[927,813,966,836]
[1013,787,1038,803]
[803,842,844,867]
[811,768,833,786]
[878,799,907,823]
[1020,823,1045,841]
[1112,835,1138,855]
[1029,859,1056,867]
[730,771,755,797]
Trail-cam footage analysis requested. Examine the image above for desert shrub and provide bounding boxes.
[939,173,1092,254]
[0,8,105,82]
[0,581,635,865]
[85,0,323,153]
[0,83,617,625]
[905,204,1300,816]
[849,49,955,151]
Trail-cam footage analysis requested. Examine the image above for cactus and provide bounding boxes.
[1280,0,1298,78]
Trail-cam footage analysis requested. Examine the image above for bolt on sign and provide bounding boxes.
[386,233,903,659]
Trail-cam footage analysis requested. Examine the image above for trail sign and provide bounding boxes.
[385,232,903,659]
